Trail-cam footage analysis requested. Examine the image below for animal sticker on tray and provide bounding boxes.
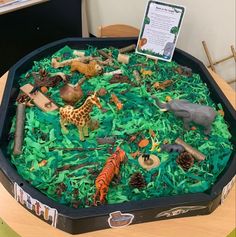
[14,183,58,227]
[108,211,134,228]
[155,206,207,218]
[136,1,185,61]
[221,175,236,204]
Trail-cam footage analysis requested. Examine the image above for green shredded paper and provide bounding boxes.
[8,45,233,208]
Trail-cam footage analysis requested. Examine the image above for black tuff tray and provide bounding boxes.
[0,38,235,235]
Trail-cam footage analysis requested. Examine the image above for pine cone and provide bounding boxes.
[129,172,146,189]
[176,151,194,171]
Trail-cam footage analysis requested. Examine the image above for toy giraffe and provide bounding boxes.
[59,93,102,141]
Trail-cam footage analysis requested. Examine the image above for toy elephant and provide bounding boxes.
[163,42,175,59]
[153,97,217,134]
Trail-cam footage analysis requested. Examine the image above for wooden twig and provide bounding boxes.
[13,103,26,155]
[133,70,141,84]
[49,147,102,152]
[56,162,98,173]
[175,138,206,161]
[119,44,136,54]
[130,63,148,67]
[77,77,87,86]
[109,74,136,86]
[96,137,116,145]
[97,59,112,66]
[97,49,113,61]
[104,69,123,76]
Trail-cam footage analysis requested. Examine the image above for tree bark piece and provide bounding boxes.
[133,70,141,84]
[96,137,116,145]
[77,77,87,86]
[119,44,136,54]
[13,103,26,155]
[104,69,123,76]
[49,147,101,151]
[97,49,113,61]
[56,162,98,173]
[175,138,206,161]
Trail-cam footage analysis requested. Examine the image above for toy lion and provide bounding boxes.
[71,60,102,78]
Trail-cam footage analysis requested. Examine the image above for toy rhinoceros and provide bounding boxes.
[153,97,217,134]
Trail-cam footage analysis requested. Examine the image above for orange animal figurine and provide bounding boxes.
[153,80,173,90]
[110,94,123,110]
[94,147,126,205]
[70,60,102,78]
[59,93,102,141]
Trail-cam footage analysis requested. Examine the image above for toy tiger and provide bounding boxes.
[94,147,126,205]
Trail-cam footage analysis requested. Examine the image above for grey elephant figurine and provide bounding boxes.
[163,42,175,59]
[153,97,217,134]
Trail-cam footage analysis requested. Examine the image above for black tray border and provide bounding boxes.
[0,37,235,234]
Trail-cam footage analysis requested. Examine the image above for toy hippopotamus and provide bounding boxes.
[153,97,217,134]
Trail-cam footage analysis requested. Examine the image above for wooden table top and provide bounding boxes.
[0,70,235,237]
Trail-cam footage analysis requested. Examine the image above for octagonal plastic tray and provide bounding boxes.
[0,38,235,234]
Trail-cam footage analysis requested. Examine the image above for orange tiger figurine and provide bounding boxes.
[94,147,126,205]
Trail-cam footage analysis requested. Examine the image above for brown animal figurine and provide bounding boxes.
[153,80,173,90]
[59,93,102,141]
[110,94,123,110]
[70,60,102,78]
[94,147,126,205]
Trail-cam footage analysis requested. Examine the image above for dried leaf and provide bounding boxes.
[138,139,149,148]
[218,109,224,117]
[131,150,140,158]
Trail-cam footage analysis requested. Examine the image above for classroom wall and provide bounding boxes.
[86,0,236,89]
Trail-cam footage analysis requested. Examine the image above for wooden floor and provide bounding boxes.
[0,70,235,237]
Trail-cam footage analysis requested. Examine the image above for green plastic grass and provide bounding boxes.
[8,45,233,208]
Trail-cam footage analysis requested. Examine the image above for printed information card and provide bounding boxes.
[136,0,185,62]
